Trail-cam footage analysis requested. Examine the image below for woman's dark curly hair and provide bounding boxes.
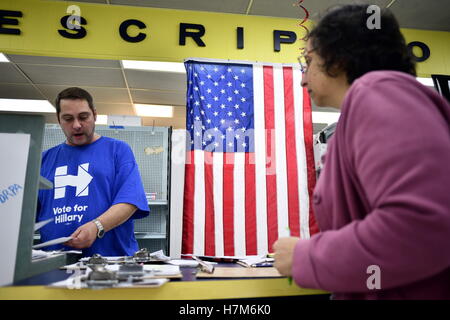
[308,4,416,84]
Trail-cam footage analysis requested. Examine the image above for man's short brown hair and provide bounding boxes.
[55,87,95,118]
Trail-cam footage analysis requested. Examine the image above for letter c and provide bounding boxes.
[119,19,146,43]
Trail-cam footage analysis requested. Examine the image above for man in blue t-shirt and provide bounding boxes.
[37,87,149,257]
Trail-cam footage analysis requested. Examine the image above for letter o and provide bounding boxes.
[407,41,430,62]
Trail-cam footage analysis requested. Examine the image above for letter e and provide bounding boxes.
[0,10,23,35]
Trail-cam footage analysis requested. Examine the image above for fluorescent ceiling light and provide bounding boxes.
[122,60,185,73]
[416,77,434,87]
[135,104,174,118]
[0,99,55,113]
[312,111,340,125]
[0,53,10,62]
[95,114,108,125]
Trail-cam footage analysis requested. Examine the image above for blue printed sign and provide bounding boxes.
[0,184,23,205]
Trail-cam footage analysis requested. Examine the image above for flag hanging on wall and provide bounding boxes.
[182,59,319,257]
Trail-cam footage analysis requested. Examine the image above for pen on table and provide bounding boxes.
[253,262,274,268]
[286,227,293,285]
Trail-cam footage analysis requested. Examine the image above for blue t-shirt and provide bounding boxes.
[37,136,149,257]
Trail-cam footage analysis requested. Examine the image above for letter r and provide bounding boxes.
[179,23,206,47]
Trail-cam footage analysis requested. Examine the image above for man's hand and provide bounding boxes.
[63,203,137,250]
[65,221,98,249]
[273,237,300,276]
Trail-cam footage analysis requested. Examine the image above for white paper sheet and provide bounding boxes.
[32,236,72,249]
[104,264,181,276]
[34,218,54,231]
[167,259,199,267]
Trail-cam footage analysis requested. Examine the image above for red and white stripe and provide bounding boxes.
[182,63,318,257]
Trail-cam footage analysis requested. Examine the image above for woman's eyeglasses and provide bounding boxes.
[298,54,308,73]
[298,48,315,73]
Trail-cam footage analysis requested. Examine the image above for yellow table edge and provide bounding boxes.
[0,278,328,300]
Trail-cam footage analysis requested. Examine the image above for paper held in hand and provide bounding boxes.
[32,236,73,249]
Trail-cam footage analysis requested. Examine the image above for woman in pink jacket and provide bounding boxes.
[274,4,450,299]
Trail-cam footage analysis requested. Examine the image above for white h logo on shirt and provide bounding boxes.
[54,163,93,199]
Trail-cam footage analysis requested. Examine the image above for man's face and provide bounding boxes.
[58,99,97,146]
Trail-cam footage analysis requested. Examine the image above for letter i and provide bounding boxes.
[237,27,244,49]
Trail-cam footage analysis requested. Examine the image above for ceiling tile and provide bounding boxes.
[131,89,185,106]
[86,87,131,103]
[0,63,30,84]
[8,54,121,68]
[0,83,45,99]
[37,85,131,104]
[125,69,186,91]
[94,102,135,115]
[17,64,126,87]
[389,0,450,31]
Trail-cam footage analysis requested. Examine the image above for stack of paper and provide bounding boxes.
[32,249,81,260]
[48,276,169,289]
[32,249,53,260]
[104,264,182,278]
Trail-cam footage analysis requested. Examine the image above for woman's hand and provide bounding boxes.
[273,237,300,276]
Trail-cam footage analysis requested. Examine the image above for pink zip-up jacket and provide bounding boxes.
[293,71,450,299]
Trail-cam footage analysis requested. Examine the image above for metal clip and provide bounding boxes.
[85,253,107,268]
[133,248,151,263]
[191,255,215,274]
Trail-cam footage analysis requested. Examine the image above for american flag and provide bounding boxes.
[182,59,319,257]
